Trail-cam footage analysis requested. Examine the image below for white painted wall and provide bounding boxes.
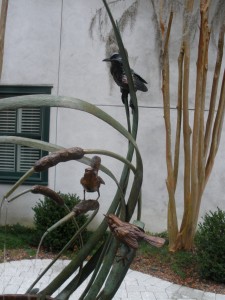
[1,0,225,232]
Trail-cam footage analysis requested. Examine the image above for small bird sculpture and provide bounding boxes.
[80,156,105,200]
[103,53,148,110]
[105,214,165,250]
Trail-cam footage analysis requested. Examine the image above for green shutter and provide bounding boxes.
[17,145,41,172]
[0,85,52,185]
[0,143,16,171]
[0,109,16,132]
[19,108,41,135]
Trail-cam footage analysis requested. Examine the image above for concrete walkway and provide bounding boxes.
[0,259,224,299]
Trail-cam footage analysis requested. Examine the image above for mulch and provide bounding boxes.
[131,255,225,295]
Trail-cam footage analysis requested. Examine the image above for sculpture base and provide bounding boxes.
[0,295,54,300]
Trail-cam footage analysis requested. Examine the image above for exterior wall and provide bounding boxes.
[0,0,225,232]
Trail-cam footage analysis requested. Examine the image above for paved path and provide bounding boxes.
[0,259,224,299]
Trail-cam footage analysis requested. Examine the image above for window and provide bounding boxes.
[0,85,52,185]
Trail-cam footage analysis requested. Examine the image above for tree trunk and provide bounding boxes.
[0,0,8,79]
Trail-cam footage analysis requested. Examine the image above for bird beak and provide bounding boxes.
[102,58,111,62]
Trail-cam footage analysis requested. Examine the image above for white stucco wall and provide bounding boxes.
[0,0,225,232]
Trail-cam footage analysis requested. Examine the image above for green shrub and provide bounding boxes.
[32,192,89,252]
[195,207,225,283]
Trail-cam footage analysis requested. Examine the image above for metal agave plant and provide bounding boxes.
[0,1,146,299]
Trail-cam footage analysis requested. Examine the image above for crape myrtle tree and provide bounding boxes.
[91,0,225,251]
[157,0,225,251]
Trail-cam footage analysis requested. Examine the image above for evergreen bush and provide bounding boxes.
[32,192,89,252]
[195,207,225,283]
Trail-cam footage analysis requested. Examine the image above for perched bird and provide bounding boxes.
[103,53,148,110]
[105,214,165,250]
[80,156,105,200]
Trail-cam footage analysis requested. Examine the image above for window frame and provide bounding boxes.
[0,84,52,185]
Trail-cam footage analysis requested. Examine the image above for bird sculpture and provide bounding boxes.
[80,156,105,200]
[105,214,165,250]
[103,53,148,110]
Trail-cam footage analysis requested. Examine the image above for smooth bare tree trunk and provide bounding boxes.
[0,0,8,79]
[161,11,179,250]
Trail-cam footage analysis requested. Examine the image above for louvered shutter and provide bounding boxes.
[0,110,17,171]
[17,108,42,172]
[0,84,51,184]
[17,145,41,172]
[0,143,16,171]
[0,108,42,173]
[19,108,41,135]
[0,109,16,132]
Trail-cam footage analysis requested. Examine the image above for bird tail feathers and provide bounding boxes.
[143,235,165,248]
[90,156,101,171]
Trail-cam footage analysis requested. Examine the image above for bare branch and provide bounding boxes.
[173,47,183,189]
[210,0,225,44]
[205,69,225,186]
[161,11,178,249]
[190,1,208,223]
[178,0,194,236]
[0,0,8,79]
[204,24,225,158]
[198,21,210,195]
